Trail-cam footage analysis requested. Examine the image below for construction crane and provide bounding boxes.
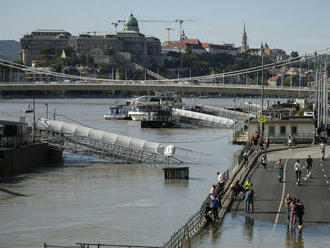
[115,17,196,41]
[165,28,174,42]
[174,19,196,41]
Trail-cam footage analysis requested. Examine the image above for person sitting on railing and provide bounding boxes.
[209,184,217,200]
[212,198,220,221]
[230,180,245,195]
[217,172,226,190]
[204,202,213,223]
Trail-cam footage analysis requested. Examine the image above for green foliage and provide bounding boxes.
[290,51,299,58]
[161,52,271,78]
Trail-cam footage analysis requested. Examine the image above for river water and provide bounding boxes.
[0,97,329,248]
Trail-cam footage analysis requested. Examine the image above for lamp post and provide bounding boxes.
[261,45,265,136]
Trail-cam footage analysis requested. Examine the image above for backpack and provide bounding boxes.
[297,204,305,215]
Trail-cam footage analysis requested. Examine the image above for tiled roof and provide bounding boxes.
[162,41,186,49]
[202,43,210,48]
[183,39,201,45]
[268,75,280,81]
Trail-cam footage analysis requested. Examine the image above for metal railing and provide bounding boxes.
[44,243,160,248]
[41,132,182,164]
[161,144,252,248]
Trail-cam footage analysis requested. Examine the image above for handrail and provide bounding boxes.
[161,142,252,248]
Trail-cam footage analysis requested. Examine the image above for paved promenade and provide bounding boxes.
[232,145,330,226]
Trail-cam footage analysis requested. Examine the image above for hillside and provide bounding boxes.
[0,40,20,61]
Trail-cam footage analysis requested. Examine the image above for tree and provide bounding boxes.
[290,51,299,58]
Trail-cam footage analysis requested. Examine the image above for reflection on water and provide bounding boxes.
[285,228,304,248]
[244,216,254,242]
[194,213,330,248]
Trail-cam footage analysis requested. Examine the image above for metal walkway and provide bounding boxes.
[172,108,234,128]
[37,119,181,164]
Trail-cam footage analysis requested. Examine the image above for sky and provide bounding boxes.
[1,0,329,54]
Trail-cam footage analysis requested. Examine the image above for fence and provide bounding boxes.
[268,133,314,144]
[44,244,160,248]
[161,142,252,248]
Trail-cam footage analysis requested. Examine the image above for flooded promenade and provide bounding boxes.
[0,98,329,248]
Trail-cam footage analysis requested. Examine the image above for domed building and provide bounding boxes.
[21,14,162,68]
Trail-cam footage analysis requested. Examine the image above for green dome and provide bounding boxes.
[125,14,138,27]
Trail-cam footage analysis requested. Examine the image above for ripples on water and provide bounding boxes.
[0,98,328,248]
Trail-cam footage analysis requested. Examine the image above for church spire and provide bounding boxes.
[241,22,248,53]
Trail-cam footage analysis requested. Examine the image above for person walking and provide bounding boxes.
[294,160,303,185]
[289,198,298,228]
[258,137,264,151]
[248,188,254,213]
[285,193,292,225]
[288,134,293,149]
[320,141,326,160]
[265,136,270,149]
[306,155,313,178]
[275,159,284,183]
[296,199,305,230]
[244,178,253,191]
[243,151,249,166]
[243,189,252,213]
[261,154,267,169]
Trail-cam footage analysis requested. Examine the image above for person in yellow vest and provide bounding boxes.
[244,178,253,191]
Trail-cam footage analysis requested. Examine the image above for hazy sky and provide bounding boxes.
[1,0,329,54]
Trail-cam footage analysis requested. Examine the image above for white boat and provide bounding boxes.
[104,105,129,120]
[128,92,182,121]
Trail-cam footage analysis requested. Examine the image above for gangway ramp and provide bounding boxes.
[172,108,234,128]
[37,119,181,164]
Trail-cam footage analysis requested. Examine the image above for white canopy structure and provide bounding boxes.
[172,108,234,127]
[38,119,178,163]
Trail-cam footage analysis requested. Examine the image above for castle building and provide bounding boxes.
[20,14,162,67]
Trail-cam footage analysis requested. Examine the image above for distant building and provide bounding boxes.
[202,43,238,56]
[162,39,238,55]
[248,117,314,143]
[20,14,162,67]
[267,75,281,87]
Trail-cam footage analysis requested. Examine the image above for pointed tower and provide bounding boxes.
[241,23,248,53]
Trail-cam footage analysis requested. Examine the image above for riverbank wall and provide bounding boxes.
[0,143,63,180]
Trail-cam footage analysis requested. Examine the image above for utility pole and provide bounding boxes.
[261,46,265,136]
[32,92,36,143]
[45,103,48,119]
